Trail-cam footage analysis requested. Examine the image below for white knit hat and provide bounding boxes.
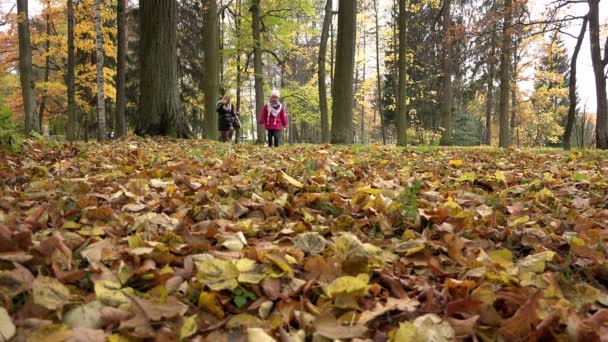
[271,89,280,98]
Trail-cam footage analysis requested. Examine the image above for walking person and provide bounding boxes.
[260,89,288,147]
[217,95,236,142]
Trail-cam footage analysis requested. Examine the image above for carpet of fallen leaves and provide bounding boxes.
[1,138,608,342]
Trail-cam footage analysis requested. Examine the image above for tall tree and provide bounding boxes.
[38,1,51,130]
[115,0,127,138]
[94,0,107,140]
[203,0,219,140]
[251,0,265,143]
[136,0,189,137]
[484,26,497,145]
[66,0,76,140]
[331,0,357,144]
[373,0,386,144]
[563,16,587,150]
[396,0,407,146]
[318,0,332,143]
[16,0,39,134]
[587,0,608,149]
[498,0,513,147]
[439,0,452,145]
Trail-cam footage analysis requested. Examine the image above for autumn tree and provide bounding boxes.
[318,0,332,143]
[16,0,39,134]
[115,0,127,138]
[202,0,219,141]
[587,0,608,149]
[439,0,453,145]
[396,0,407,146]
[498,0,513,148]
[66,0,76,140]
[563,16,587,150]
[136,0,189,137]
[250,0,265,143]
[94,0,107,140]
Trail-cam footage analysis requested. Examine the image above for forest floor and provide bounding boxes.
[1,138,608,341]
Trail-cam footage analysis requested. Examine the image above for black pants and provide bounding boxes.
[267,129,280,147]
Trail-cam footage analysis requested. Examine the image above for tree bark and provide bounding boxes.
[373,0,386,144]
[396,0,407,146]
[360,27,366,144]
[136,0,189,137]
[318,0,332,143]
[330,0,357,144]
[588,0,608,149]
[235,0,242,143]
[38,3,51,131]
[115,0,127,138]
[498,0,512,148]
[67,0,76,140]
[16,0,39,134]
[251,0,265,143]
[484,26,497,145]
[439,0,452,145]
[94,0,107,140]
[203,0,220,140]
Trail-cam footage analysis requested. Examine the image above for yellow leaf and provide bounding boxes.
[180,315,198,340]
[570,237,586,247]
[511,215,530,227]
[357,185,382,195]
[247,328,277,342]
[495,170,507,183]
[326,274,370,298]
[198,292,225,318]
[33,276,71,311]
[196,257,239,291]
[280,171,303,188]
[236,258,266,284]
[94,280,133,307]
[449,159,463,167]
[487,249,513,268]
[391,321,419,342]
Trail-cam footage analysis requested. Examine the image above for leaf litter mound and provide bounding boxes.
[1,139,608,341]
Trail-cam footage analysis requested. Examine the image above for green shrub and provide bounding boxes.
[0,106,24,152]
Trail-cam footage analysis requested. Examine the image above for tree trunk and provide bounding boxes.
[251,0,265,143]
[136,0,189,137]
[484,27,497,145]
[330,0,357,144]
[588,0,608,149]
[396,0,407,146]
[360,28,366,144]
[498,0,512,148]
[38,3,51,131]
[373,0,386,144]
[439,0,452,145]
[318,0,332,143]
[510,39,518,146]
[67,0,76,140]
[203,0,220,140]
[16,0,39,134]
[115,0,127,138]
[94,0,107,141]
[563,20,588,150]
[235,0,242,143]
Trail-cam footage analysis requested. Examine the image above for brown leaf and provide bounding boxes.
[358,297,419,325]
[313,313,367,339]
[66,328,105,342]
[499,290,542,340]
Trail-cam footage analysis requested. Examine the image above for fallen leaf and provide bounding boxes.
[33,275,71,311]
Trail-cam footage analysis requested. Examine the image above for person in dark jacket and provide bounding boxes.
[217,95,236,142]
[259,89,288,147]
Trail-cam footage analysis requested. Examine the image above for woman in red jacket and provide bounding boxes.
[259,89,288,147]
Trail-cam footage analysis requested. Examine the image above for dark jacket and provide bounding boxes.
[217,101,235,131]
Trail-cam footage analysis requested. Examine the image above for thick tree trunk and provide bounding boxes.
[115,0,127,138]
[318,0,332,143]
[67,0,76,140]
[94,0,107,141]
[330,0,357,144]
[588,0,608,149]
[251,0,265,143]
[484,27,497,145]
[38,4,51,131]
[498,0,512,148]
[137,0,189,137]
[510,40,518,146]
[203,0,220,140]
[16,0,39,134]
[396,0,407,146]
[439,0,452,145]
[373,0,386,144]
[360,29,366,144]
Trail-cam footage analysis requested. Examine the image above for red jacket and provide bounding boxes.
[260,102,288,130]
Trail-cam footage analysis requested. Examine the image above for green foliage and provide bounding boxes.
[232,288,256,308]
[452,110,483,146]
[399,179,422,220]
[0,105,24,152]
